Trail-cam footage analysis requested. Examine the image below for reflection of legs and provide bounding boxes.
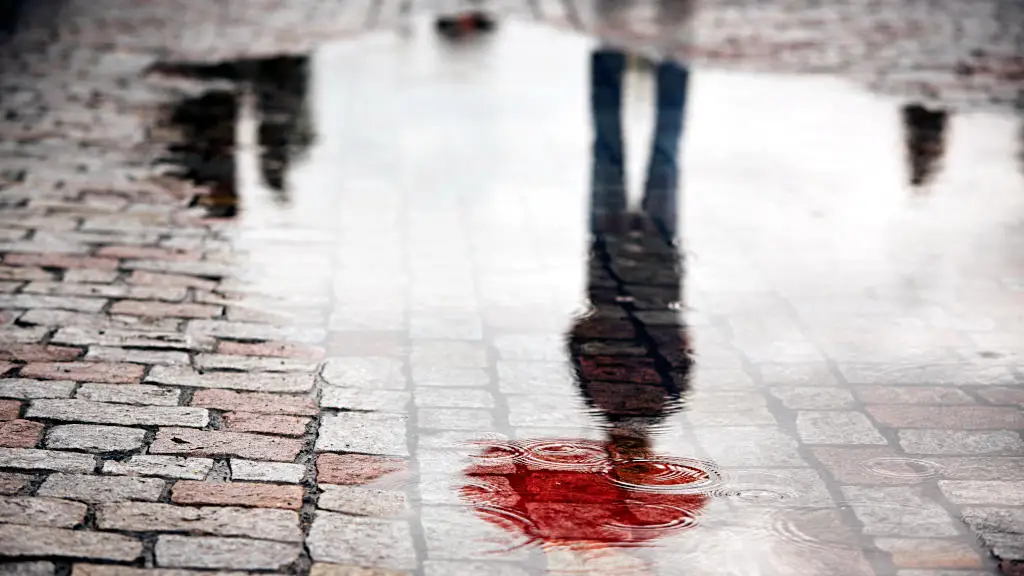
[642,61,689,235]
[590,49,627,232]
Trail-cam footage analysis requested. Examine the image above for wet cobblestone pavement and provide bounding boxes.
[0,1,1023,575]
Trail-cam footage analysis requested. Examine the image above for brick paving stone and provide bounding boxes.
[768,386,856,409]
[120,259,234,279]
[0,345,81,363]
[96,502,302,542]
[0,525,142,561]
[0,379,77,399]
[230,460,305,484]
[0,267,56,281]
[85,347,191,366]
[418,408,494,431]
[194,354,319,373]
[939,481,1024,505]
[2,254,119,270]
[0,448,96,473]
[70,566,252,576]
[0,399,22,420]
[840,486,960,537]
[128,271,217,291]
[190,389,318,416]
[317,485,408,517]
[854,386,977,405]
[875,538,985,569]
[75,383,182,406]
[20,362,145,384]
[867,405,1024,429]
[188,320,326,344]
[38,473,165,503]
[0,327,51,346]
[0,471,33,495]
[171,480,304,509]
[155,535,301,570]
[63,270,119,283]
[696,426,806,467]
[316,413,409,456]
[0,294,107,312]
[218,340,325,360]
[110,300,223,319]
[320,389,411,412]
[96,246,199,260]
[310,564,410,576]
[150,428,304,462]
[0,496,87,527]
[977,387,1024,406]
[0,420,45,448]
[22,311,181,333]
[23,282,188,302]
[0,361,16,375]
[103,456,214,480]
[898,430,1024,455]
[414,388,495,409]
[796,411,889,445]
[0,562,56,576]
[53,327,202,350]
[146,366,314,393]
[321,357,406,389]
[307,512,417,569]
[317,454,407,486]
[222,412,310,436]
[28,399,208,427]
[45,424,147,452]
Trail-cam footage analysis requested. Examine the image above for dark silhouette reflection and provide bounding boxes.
[153,55,313,217]
[590,49,689,235]
[460,46,707,558]
[901,103,949,190]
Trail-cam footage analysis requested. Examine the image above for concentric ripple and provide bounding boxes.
[521,440,612,471]
[607,457,722,494]
[861,457,941,480]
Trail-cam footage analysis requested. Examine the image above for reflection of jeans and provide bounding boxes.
[590,50,689,234]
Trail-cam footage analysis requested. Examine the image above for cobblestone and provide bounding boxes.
[96,502,302,542]
[875,538,985,570]
[0,525,142,561]
[938,480,1024,505]
[317,486,409,517]
[37,474,165,503]
[75,383,183,406]
[102,456,214,480]
[171,481,304,509]
[0,345,81,363]
[195,354,319,373]
[146,366,315,393]
[222,412,310,436]
[0,472,34,495]
[796,411,889,445]
[0,420,45,448]
[307,513,417,569]
[230,460,305,484]
[23,282,188,302]
[150,428,304,462]
[898,429,1024,455]
[0,562,56,576]
[0,399,22,421]
[155,535,301,570]
[316,413,409,456]
[20,362,146,384]
[841,486,960,537]
[190,389,318,416]
[0,379,77,399]
[28,399,209,427]
[316,454,406,486]
[0,496,87,527]
[85,347,191,366]
[45,424,147,452]
[0,448,96,473]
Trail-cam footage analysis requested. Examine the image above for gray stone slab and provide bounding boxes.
[46,424,147,452]
[155,535,300,570]
[306,512,416,569]
[316,413,409,456]
[37,474,165,503]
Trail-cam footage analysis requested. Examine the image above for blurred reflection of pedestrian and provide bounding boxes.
[590,0,693,235]
[901,103,948,190]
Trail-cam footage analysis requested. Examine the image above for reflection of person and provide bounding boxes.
[589,50,689,235]
[901,103,948,189]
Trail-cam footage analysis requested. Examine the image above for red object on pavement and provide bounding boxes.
[460,439,715,549]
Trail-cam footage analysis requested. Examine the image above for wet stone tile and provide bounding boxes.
[724,468,835,508]
[146,366,314,393]
[46,425,146,453]
[316,413,409,457]
[171,481,303,510]
[496,360,574,393]
[796,411,888,445]
[423,561,530,576]
[310,564,410,576]
[0,496,87,528]
[875,538,985,569]
[37,474,165,504]
[96,502,301,542]
[898,430,1024,455]
[0,525,142,561]
[411,341,488,367]
[938,480,1024,505]
[318,485,409,517]
[191,389,318,416]
[102,456,214,480]
[696,427,806,467]
[838,363,1016,386]
[75,384,182,407]
[933,457,1024,481]
[769,386,856,409]
[417,408,494,431]
[155,535,300,570]
[0,379,77,399]
[413,366,490,388]
[0,562,55,576]
[867,405,1024,429]
[854,386,977,405]
[840,486,959,537]
[317,453,406,486]
[320,389,411,413]
[150,428,303,462]
[321,357,405,389]
[421,506,528,561]
[414,388,495,409]
[307,513,417,569]
[507,395,591,428]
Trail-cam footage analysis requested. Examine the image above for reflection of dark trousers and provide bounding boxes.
[590,50,689,233]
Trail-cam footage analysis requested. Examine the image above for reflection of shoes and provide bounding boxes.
[435,12,496,38]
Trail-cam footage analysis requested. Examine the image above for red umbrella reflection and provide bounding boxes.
[460,439,718,551]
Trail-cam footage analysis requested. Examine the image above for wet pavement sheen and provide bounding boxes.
[1,1,1023,575]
